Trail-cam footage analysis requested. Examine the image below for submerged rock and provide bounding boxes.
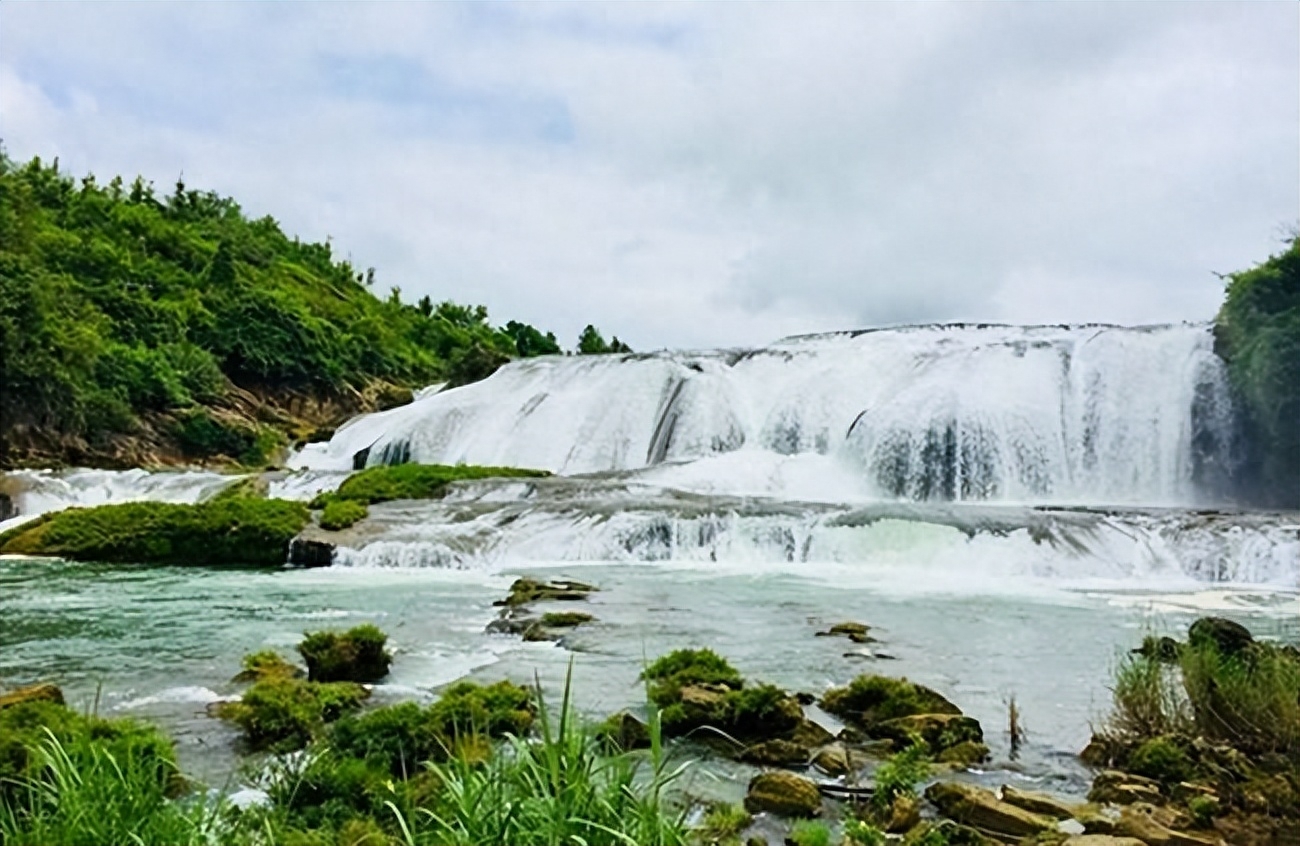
[743,771,822,818]
[597,711,650,751]
[935,740,990,767]
[0,683,64,710]
[924,781,1055,839]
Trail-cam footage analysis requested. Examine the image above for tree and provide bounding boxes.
[504,320,561,357]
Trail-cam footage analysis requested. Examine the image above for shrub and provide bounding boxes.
[299,624,392,683]
[216,677,368,752]
[427,680,535,741]
[820,675,959,726]
[0,498,310,566]
[1126,736,1193,784]
[870,742,931,816]
[0,729,218,846]
[328,463,549,506]
[641,648,744,708]
[232,649,302,683]
[1106,653,1191,739]
[319,499,368,531]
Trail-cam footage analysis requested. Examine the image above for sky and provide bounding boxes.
[2,3,1297,350]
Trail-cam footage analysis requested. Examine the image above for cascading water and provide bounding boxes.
[293,323,1237,507]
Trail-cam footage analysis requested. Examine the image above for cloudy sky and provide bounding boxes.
[2,3,1296,349]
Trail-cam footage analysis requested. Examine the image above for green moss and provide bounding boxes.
[539,611,593,628]
[0,498,309,565]
[216,677,368,752]
[208,474,269,501]
[1126,736,1194,784]
[233,649,302,683]
[820,675,960,727]
[323,463,550,506]
[427,680,534,740]
[697,803,751,843]
[788,820,832,846]
[299,624,392,683]
[641,648,744,707]
[319,499,368,531]
[870,743,931,815]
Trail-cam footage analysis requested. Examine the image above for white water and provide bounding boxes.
[291,323,1236,507]
[0,468,240,532]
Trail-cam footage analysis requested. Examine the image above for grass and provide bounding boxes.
[0,498,310,566]
[1104,628,1300,756]
[216,678,370,752]
[319,499,368,531]
[313,464,550,508]
[640,649,744,707]
[0,730,221,846]
[786,820,833,846]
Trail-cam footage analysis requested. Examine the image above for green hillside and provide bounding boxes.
[0,151,570,467]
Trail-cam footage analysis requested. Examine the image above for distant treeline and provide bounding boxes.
[1214,233,1300,508]
[0,150,629,466]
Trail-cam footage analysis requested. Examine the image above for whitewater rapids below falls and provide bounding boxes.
[1,322,1298,799]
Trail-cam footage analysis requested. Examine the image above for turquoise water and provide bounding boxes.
[3,553,1294,797]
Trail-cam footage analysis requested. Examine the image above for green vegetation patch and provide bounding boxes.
[216,678,369,752]
[318,463,550,508]
[641,648,744,707]
[820,675,960,727]
[0,498,309,565]
[1214,235,1300,507]
[318,498,367,531]
[539,611,594,628]
[298,624,392,683]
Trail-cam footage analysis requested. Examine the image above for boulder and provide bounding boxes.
[936,741,990,767]
[924,781,1055,839]
[812,743,850,776]
[816,621,871,637]
[1089,770,1165,806]
[790,718,835,749]
[740,739,810,767]
[599,711,650,751]
[886,795,921,833]
[1134,636,1182,663]
[495,577,596,606]
[0,683,65,710]
[1116,804,1223,846]
[820,675,960,729]
[743,772,822,818]
[1000,784,1079,820]
[1187,617,1253,656]
[874,713,984,751]
[288,538,335,568]
[485,613,538,636]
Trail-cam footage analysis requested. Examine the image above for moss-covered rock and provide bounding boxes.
[924,782,1055,839]
[216,677,370,751]
[743,771,822,818]
[539,611,594,628]
[318,499,368,531]
[596,711,651,752]
[0,682,65,710]
[820,675,961,728]
[232,650,304,683]
[299,624,392,683]
[315,464,550,508]
[495,577,597,607]
[0,498,309,565]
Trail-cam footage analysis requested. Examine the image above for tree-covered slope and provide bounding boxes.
[0,151,571,467]
[1214,235,1300,508]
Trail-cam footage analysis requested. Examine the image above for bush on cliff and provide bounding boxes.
[0,498,309,565]
[1214,234,1300,507]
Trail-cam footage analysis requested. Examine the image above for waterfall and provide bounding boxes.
[293,323,1238,507]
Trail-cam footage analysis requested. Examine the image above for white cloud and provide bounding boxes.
[1,3,1295,349]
